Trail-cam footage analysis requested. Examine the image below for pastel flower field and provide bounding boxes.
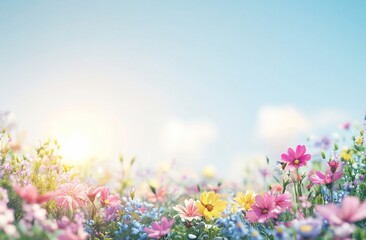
[0,114,366,240]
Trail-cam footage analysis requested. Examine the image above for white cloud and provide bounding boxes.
[161,119,218,164]
[257,105,311,148]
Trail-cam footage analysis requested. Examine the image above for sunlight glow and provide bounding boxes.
[43,106,120,165]
[59,132,91,164]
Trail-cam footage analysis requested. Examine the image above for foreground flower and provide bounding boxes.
[292,218,323,239]
[144,217,174,239]
[316,196,366,225]
[246,192,277,223]
[55,183,87,210]
[14,184,54,204]
[310,169,343,185]
[173,199,201,222]
[196,191,228,221]
[234,191,255,211]
[0,202,18,238]
[57,213,88,240]
[281,145,311,170]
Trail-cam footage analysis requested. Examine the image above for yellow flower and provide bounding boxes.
[355,137,363,146]
[340,148,353,161]
[234,191,255,211]
[196,191,228,221]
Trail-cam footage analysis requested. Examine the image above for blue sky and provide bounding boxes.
[0,1,365,179]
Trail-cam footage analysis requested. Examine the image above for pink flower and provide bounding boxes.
[342,122,351,130]
[246,193,278,223]
[281,145,311,171]
[310,169,343,185]
[100,187,120,206]
[147,187,166,203]
[14,185,54,204]
[173,199,202,222]
[144,217,174,239]
[0,202,19,238]
[57,214,88,240]
[274,192,292,214]
[328,160,340,173]
[316,196,366,225]
[86,186,101,203]
[55,183,87,210]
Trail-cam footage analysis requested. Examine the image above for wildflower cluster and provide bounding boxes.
[0,112,366,239]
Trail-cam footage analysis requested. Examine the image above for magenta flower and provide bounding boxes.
[246,193,278,223]
[144,217,175,239]
[281,145,311,171]
[173,199,202,222]
[14,184,55,204]
[328,160,340,173]
[316,196,366,225]
[100,187,120,206]
[55,183,87,210]
[310,169,343,185]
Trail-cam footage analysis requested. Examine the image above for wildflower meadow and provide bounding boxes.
[0,112,366,240]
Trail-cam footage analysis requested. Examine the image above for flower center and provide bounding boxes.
[299,224,313,233]
[206,204,214,212]
[294,159,300,165]
[261,209,268,214]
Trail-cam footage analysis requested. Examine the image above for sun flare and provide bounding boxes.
[59,132,91,164]
[43,107,119,165]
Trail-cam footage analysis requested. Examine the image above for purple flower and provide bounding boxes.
[292,218,323,239]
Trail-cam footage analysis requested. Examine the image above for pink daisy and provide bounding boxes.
[173,199,201,222]
[55,183,87,210]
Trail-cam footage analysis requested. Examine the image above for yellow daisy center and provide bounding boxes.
[299,225,313,232]
[294,159,300,165]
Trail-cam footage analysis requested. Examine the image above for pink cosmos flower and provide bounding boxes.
[310,169,343,185]
[281,145,311,171]
[144,217,174,239]
[55,183,87,210]
[100,187,120,206]
[316,196,366,225]
[86,186,101,203]
[246,193,278,223]
[173,199,202,222]
[14,184,54,204]
[273,192,292,214]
